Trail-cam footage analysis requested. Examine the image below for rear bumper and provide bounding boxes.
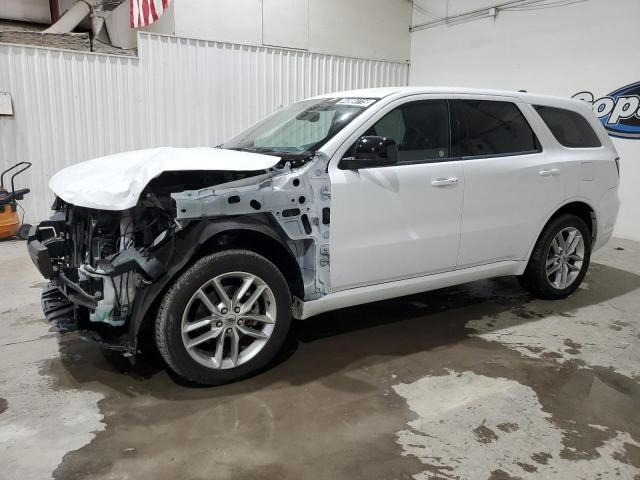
[594,186,620,251]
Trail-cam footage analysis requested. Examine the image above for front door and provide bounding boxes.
[328,97,464,292]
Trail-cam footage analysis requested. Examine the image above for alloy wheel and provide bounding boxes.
[181,272,277,369]
[545,227,585,290]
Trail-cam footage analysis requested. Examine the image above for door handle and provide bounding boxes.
[539,168,560,177]
[431,177,459,187]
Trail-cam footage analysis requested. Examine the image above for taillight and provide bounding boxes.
[615,157,620,177]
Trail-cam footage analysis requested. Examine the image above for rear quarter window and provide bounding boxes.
[534,105,602,148]
[452,100,541,158]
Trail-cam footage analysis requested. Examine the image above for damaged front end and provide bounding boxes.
[29,193,173,352]
[27,158,330,356]
[26,97,376,360]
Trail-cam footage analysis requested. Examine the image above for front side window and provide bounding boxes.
[452,100,541,158]
[222,97,377,154]
[364,100,450,163]
[534,105,602,148]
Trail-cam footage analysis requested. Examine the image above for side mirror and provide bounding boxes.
[339,136,399,170]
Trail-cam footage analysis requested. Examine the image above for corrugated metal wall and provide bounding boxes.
[0,32,409,223]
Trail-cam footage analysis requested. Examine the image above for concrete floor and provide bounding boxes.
[1,238,639,480]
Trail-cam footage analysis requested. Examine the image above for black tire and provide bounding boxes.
[155,249,292,385]
[518,214,592,300]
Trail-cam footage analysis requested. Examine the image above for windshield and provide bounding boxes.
[222,97,377,154]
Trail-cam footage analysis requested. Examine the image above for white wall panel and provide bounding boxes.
[0,32,408,223]
[263,0,309,50]
[308,0,412,62]
[172,0,412,63]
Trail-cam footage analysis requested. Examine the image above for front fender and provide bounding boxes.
[126,214,293,355]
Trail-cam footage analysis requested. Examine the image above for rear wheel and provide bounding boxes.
[518,214,591,299]
[155,250,292,385]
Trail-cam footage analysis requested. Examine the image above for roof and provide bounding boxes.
[312,86,586,110]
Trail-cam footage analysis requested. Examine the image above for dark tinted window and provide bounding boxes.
[534,105,601,148]
[365,100,449,163]
[452,100,541,158]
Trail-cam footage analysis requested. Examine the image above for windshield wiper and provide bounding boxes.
[224,146,314,168]
[226,147,277,155]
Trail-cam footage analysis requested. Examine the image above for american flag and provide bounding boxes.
[130,0,172,28]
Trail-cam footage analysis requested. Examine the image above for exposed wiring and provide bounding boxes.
[114,220,134,251]
[110,277,122,310]
[113,214,166,249]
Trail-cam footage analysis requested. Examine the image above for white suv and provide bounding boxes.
[28,87,620,385]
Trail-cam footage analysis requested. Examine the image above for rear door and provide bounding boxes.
[453,96,566,267]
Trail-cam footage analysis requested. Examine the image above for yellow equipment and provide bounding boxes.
[0,162,32,240]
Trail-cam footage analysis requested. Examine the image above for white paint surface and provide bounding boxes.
[409,0,640,241]
[49,147,280,210]
[393,371,640,479]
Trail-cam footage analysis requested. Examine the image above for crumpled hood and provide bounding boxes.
[49,147,280,211]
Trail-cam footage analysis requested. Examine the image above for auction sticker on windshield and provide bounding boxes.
[336,98,377,107]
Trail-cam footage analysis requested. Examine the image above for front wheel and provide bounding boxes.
[518,214,592,300]
[155,250,292,385]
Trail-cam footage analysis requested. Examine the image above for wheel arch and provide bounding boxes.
[525,199,597,265]
[196,228,305,300]
[127,215,304,354]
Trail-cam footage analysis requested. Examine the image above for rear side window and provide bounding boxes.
[452,100,541,158]
[534,105,602,148]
